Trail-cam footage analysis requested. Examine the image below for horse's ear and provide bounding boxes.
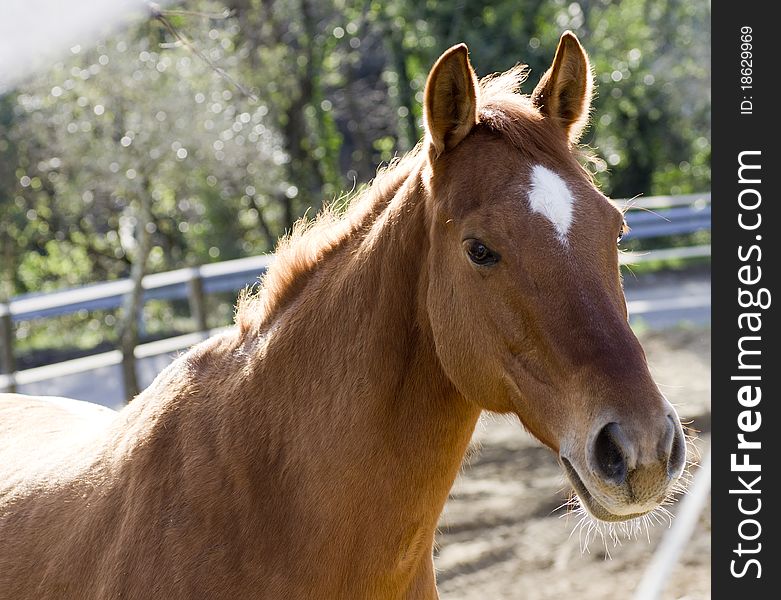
[424,44,479,157]
[532,31,593,144]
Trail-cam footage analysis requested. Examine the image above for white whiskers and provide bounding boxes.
[557,500,676,558]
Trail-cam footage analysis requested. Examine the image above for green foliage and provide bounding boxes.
[2,12,286,298]
[18,240,94,291]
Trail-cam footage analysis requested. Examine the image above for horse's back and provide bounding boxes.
[0,393,116,492]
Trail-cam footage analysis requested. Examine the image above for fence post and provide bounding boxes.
[187,268,208,334]
[0,304,17,393]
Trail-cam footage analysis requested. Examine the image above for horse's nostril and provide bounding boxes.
[592,422,628,484]
[666,415,687,478]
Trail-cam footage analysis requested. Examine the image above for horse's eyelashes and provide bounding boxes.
[617,221,629,244]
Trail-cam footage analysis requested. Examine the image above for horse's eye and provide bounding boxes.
[464,239,500,266]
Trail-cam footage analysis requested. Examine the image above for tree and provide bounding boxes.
[3,12,286,398]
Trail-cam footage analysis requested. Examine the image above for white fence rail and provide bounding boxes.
[0,193,710,395]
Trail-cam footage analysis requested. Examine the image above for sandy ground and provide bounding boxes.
[434,326,711,600]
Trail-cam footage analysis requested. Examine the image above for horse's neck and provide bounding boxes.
[232,169,480,534]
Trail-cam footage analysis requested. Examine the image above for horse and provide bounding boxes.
[0,31,686,599]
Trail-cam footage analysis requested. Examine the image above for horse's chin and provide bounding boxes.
[560,457,653,523]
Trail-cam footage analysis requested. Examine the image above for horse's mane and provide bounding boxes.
[236,64,568,331]
[235,145,425,331]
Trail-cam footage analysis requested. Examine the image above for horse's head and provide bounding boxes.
[421,33,686,522]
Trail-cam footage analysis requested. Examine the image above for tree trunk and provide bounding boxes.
[0,307,15,393]
[388,32,419,150]
[118,179,154,402]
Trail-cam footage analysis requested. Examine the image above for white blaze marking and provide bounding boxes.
[527,164,575,242]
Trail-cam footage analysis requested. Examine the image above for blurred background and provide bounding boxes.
[0,1,710,598]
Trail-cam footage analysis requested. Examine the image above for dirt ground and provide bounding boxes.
[434,326,711,600]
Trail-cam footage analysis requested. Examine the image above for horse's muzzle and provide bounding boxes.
[561,412,686,522]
